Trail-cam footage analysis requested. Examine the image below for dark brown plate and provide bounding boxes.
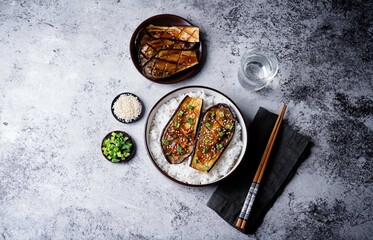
[129,14,204,84]
[101,131,136,163]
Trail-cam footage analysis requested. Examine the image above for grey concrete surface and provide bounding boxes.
[0,0,372,239]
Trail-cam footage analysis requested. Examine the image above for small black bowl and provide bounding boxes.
[101,130,136,163]
[111,92,144,123]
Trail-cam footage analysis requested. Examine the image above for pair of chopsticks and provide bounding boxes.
[236,103,287,230]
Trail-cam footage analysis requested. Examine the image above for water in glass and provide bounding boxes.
[238,47,278,91]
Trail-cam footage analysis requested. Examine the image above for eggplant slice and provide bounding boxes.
[160,96,203,164]
[140,38,196,60]
[190,104,236,172]
[143,50,198,80]
[145,26,200,42]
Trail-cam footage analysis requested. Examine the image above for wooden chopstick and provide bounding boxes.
[256,103,287,184]
[236,104,287,230]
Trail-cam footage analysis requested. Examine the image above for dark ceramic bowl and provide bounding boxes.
[101,131,136,163]
[144,86,248,187]
[129,14,205,84]
[111,92,144,123]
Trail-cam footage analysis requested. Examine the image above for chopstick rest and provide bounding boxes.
[236,104,287,230]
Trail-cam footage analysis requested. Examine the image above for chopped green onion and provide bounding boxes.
[177,145,183,153]
[102,132,133,163]
[220,113,225,117]
[166,152,172,156]
[204,166,210,171]
[193,158,198,163]
[226,124,233,130]
[216,143,223,150]
[187,135,191,141]
[178,110,184,116]
[162,139,170,145]
[205,122,211,128]
[173,135,177,139]
[175,122,180,128]
[204,138,210,143]
[188,105,194,110]
[211,112,216,117]
[187,117,194,125]
[202,147,208,153]
[219,131,224,137]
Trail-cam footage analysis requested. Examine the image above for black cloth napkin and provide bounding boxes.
[207,107,311,234]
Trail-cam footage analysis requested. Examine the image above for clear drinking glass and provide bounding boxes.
[238,47,279,91]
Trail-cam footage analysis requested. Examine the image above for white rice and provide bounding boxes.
[149,90,243,185]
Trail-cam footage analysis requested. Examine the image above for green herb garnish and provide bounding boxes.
[204,138,210,143]
[226,124,233,130]
[177,145,183,153]
[102,132,133,162]
[166,152,172,156]
[178,110,184,116]
[205,122,211,128]
[188,105,194,110]
[219,131,224,137]
[216,143,223,150]
[193,158,198,163]
[211,112,216,118]
[220,113,225,117]
[202,147,208,153]
[162,139,170,145]
[187,117,194,125]
[204,166,210,171]
[175,122,180,128]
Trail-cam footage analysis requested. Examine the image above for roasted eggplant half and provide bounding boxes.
[145,26,200,42]
[190,104,236,172]
[139,36,197,61]
[143,50,198,80]
[160,96,203,164]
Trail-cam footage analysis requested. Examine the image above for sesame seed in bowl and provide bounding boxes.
[111,92,144,123]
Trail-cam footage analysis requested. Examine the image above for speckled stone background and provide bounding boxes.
[0,0,372,239]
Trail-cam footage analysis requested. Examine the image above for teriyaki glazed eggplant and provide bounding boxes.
[160,96,203,164]
[136,25,200,80]
[190,104,236,172]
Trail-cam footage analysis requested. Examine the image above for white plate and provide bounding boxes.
[144,86,248,186]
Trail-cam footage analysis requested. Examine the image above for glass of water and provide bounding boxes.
[238,47,279,91]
